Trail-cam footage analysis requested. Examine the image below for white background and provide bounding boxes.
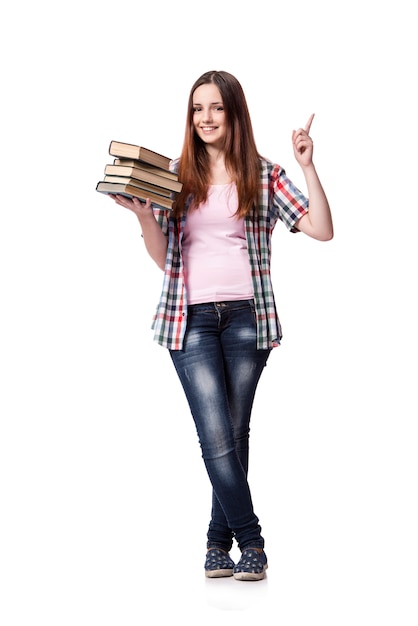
[1,1,417,624]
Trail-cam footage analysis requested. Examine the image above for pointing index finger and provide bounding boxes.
[305,113,315,134]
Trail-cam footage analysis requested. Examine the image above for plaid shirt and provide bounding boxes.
[151,157,308,350]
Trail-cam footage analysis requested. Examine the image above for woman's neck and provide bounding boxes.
[207,148,233,185]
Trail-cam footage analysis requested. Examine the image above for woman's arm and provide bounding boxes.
[292,114,334,242]
[109,195,168,270]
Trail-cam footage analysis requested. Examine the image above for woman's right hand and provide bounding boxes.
[109,194,153,218]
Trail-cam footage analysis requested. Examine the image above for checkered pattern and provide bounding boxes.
[151,158,308,350]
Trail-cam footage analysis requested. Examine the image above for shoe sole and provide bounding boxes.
[233,564,268,581]
[205,568,234,578]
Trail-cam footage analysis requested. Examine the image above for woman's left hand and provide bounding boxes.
[292,113,315,167]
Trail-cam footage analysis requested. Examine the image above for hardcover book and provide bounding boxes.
[109,141,171,171]
[96,181,174,210]
[96,141,181,210]
[113,158,178,181]
[104,164,182,193]
[103,175,172,198]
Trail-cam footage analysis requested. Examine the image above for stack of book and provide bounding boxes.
[96,140,182,210]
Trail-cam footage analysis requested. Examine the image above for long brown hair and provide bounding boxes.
[172,70,261,219]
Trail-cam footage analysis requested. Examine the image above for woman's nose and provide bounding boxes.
[202,109,213,123]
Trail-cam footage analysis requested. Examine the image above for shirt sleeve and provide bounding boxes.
[151,208,168,236]
[270,164,309,232]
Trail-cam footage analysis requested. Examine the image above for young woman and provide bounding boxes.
[109,70,333,581]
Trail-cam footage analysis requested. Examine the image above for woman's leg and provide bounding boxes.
[169,300,270,551]
[208,316,269,547]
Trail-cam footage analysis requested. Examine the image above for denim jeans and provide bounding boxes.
[169,299,271,551]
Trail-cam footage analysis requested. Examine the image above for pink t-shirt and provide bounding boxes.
[182,183,254,305]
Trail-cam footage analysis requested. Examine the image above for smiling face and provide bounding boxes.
[192,83,227,151]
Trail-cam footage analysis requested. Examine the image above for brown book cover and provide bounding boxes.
[96,181,174,210]
[109,141,171,171]
[104,164,182,193]
[113,158,178,181]
[103,175,172,198]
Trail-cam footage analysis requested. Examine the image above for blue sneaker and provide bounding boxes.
[233,548,268,581]
[205,548,235,578]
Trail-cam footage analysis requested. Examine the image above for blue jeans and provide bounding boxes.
[169,300,271,551]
